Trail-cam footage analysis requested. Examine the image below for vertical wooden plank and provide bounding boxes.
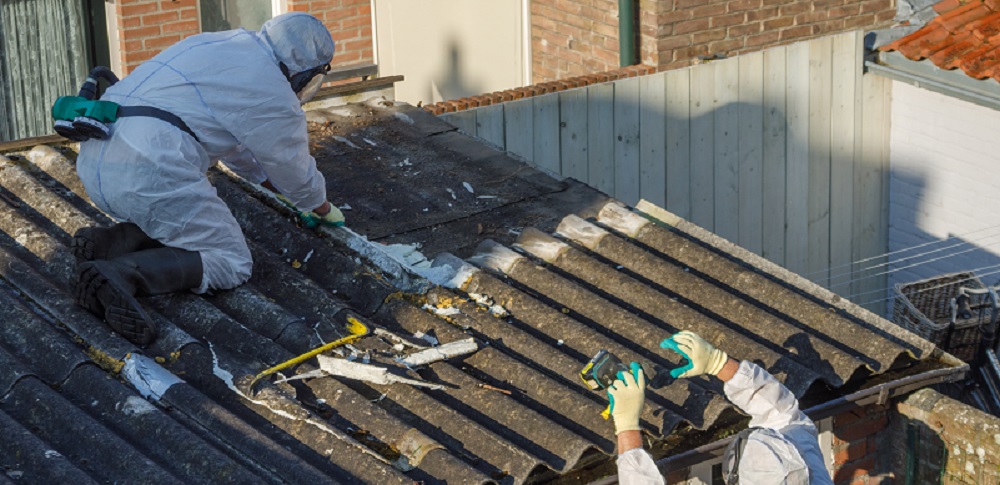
[738,51,765,255]
[614,76,642,205]
[588,83,615,195]
[689,62,716,230]
[560,89,589,182]
[829,31,860,298]
[446,109,478,136]
[762,47,787,266]
[476,104,506,149]
[665,69,692,221]
[640,73,667,207]
[784,41,811,275]
[808,36,833,287]
[856,73,891,315]
[533,93,561,174]
[505,97,534,162]
[714,58,740,242]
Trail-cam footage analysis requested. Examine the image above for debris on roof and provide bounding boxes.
[0,98,961,484]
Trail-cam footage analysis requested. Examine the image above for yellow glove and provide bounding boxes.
[663,331,728,378]
[607,363,646,435]
[300,203,345,228]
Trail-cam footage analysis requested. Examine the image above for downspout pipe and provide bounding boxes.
[618,0,637,67]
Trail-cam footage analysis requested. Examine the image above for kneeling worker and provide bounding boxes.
[607,331,833,484]
[69,13,343,345]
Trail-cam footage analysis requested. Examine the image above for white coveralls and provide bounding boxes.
[617,361,834,484]
[76,13,333,293]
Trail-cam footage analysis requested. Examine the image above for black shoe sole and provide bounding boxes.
[71,232,97,261]
[75,262,157,345]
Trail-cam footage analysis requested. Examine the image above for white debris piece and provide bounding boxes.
[375,328,428,350]
[477,195,497,199]
[468,293,509,317]
[421,304,460,316]
[339,203,352,211]
[446,188,457,200]
[118,395,157,417]
[123,354,183,401]
[333,136,360,149]
[463,182,474,193]
[278,356,446,390]
[400,338,478,366]
[44,450,63,459]
[413,331,440,346]
[363,138,378,146]
[303,249,314,263]
[400,158,412,167]
[394,112,415,125]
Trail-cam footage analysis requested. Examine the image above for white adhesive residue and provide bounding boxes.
[421,303,461,316]
[122,354,183,401]
[463,182,474,193]
[333,136,360,149]
[119,395,157,416]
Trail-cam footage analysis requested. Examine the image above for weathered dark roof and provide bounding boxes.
[0,99,951,484]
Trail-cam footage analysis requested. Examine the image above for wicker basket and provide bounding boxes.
[892,271,986,362]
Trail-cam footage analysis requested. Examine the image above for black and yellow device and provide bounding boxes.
[580,350,635,420]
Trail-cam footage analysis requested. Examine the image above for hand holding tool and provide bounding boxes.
[661,331,727,378]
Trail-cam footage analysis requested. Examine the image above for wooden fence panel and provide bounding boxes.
[689,62,716,231]
[533,93,561,174]
[639,73,667,207]
[762,48,788,266]
[560,89,589,182]
[714,58,741,243]
[588,83,616,195]
[476,104,505,148]
[614,76,642,204]
[432,31,891,313]
[829,31,861,298]
[738,52,765,255]
[665,69,692,221]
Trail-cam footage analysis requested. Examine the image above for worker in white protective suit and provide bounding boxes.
[607,331,833,485]
[72,12,342,345]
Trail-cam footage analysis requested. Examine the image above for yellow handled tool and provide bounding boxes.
[247,316,369,395]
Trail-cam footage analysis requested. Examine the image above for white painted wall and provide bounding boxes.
[373,0,527,106]
[888,81,1000,293]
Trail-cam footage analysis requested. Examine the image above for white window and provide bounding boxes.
[200,0,286,32]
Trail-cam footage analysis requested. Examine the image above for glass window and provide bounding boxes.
[200,0,275,32]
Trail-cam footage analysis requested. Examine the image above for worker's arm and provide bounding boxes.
[722,359,813,431]
[608,364,666,485]
[218,145,266,184]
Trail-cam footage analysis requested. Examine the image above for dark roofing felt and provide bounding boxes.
[881,0,1000,82]
[0,99,945,484]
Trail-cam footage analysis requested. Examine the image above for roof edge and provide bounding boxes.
[869,51,1000,111]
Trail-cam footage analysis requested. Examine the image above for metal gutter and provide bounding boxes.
[588,363,969,485]
[867,51,1000,111]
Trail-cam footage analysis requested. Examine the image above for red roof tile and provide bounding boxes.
[881,0,1000,81]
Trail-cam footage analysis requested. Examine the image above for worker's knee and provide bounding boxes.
[197,247,253,293]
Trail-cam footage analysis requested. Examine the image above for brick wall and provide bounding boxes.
[530,0,897,83]
[890,388,1000,484]
[113,0,373,75]
[287,0,374,66]
[887,81,1000,294]
[531,0,623,83]
[829,403,893,485]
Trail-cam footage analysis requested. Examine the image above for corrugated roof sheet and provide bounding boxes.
[881,0,1000,81]
[0,99,950,484]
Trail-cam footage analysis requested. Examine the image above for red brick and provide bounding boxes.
[874,10,896,22]
[141,11,179,26]
[161,0,195,7]
[729,0,763,11]
[746,30,781,46]
[144,34,181,49]
[708,38,743,53]
[127,49,158,63]
[180,8,197,20]
[124,25,162,39]
[780,25,814,39]
[796,10,830,23]
[729,22,762,36]
[693,28,727,43]
[712,12,747,27]
[832,439,869,465]
[658,34,694,50]
[834,415,888,443]
[747,6,779,20]
[816,18,847,33]
[834,457,875,483]
[691,3,728,18]
[162,20,199,34]
[779,2,812,16]
[860,0,894,13]
[121,2,159,18]
[122,16,142,29]
[674,18,712,34]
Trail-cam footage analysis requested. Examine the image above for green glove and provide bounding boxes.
[299,204,345,228]
[660,331,728,378]
[607,362,645,435]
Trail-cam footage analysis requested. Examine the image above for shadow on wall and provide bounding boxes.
[428,38,483,105]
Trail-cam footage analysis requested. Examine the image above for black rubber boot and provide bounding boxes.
[72,223,163,262]
[75,247,203,345]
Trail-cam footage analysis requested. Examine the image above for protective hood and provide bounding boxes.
[735,429,810,485]
[259,12,335,77]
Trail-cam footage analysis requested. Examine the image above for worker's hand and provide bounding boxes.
[661,331,728,379]
[607,362,646,435]
[299,201,345,228]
